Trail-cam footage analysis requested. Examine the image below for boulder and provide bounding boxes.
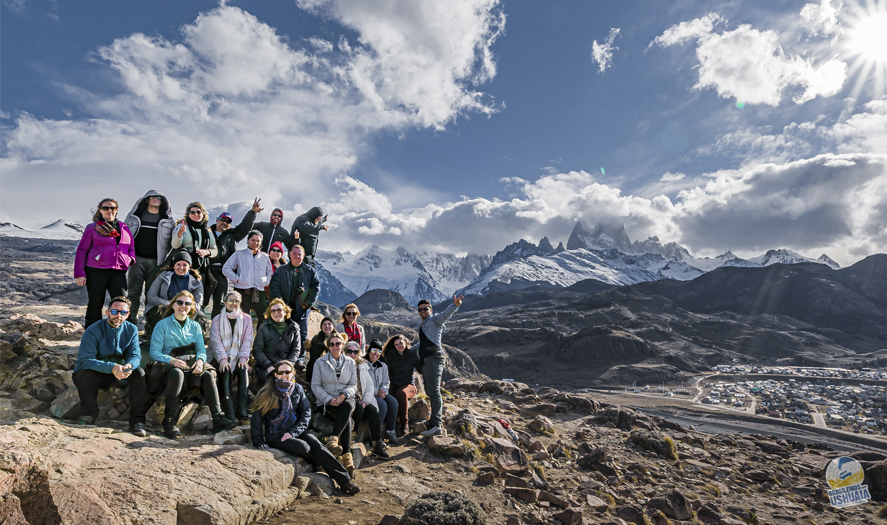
[646,489,692,520]
[615,504,646,525]
[526,416,555,434]
[482,437,529,475]
[408,398,431,424]
[521,404,557,417]
[0,448,62,525]
[476,472,495,486]
[190,406,212,432]
[427,435,464,457]
[452,408,479,436]
[552,508,582,525]
[627,430,677,460]
[503,487,538,503]
[863,460,887,501]
[213,428,248,446]
[591,406,638,430]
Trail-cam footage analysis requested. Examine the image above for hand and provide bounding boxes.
[267,366,275,373]
[378,389,386,398]
[360,401,366,408]
[196,249,210,257]
[112,364,126,380]
[75,277,86,286]
[258,444,270,450]
[218,360,230,373]
[337,394,346,405]
[293,230,300,239]
[252,198,263,213]
[191,359,204,374]
[322,224,329,231]
[281,432,293,441]
[177,221,186,238]
[453,294,464,307]
[170,358,189,370]
[236,360,250,371]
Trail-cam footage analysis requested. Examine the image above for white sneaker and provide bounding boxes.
[421,425,442,437]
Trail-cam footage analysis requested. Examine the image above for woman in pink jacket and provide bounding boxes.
[210,291,254,422]
[74,198,136,327]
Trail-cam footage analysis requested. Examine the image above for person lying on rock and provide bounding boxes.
[149,290,237,438]
[253,298,301,386]
[365,338,399,445]
[251,360,360,495]
[344,340,390,460]
[412,294,463,437]
[72,296,147,436]
[381,334,420,438]
[209,291,253,423]
[310,332,357,477]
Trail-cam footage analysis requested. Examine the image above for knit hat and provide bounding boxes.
[173,251,192,266]
[269,241,285,253]
[368,339,383,352]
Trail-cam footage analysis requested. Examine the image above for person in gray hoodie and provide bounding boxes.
[123,190,175,320]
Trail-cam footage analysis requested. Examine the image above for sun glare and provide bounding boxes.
[843,0,887,98]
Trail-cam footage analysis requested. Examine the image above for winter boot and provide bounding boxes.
[340,452,355,478]
[373,440,390,460]
[162,416,181,439]
[235,379,249,421]
[208,398,237,433]
[384,430,400,445]
[327,435,343,456]
[220,373,236,420]
[339,480,361,495]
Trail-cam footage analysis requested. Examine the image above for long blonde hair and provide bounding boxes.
[161,290,198,320]
[251,360,295,416]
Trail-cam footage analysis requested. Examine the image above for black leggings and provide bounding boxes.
[323,399,355,451]
[164,368,221,417]
[84,267,127,328]
[352,401,382,441]
[269,432,350,486]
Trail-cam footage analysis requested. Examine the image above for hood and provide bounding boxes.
[306,206,324,222]
[271,208,284,225]
[127,189,172,221]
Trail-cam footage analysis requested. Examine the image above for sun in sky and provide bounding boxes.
[843,0,887,98]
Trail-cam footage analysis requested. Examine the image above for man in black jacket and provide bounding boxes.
[289,206,328,267]
[207,198,261,317]
[254,207,296,253]
[269,244,320,367]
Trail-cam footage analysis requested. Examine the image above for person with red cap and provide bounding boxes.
[269,241,287,272]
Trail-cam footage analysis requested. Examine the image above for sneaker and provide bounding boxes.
[384,430,400,445]
[420,425,442,437]
[339,480,361,495]
[130,423,147,437]
[75,415,96,426]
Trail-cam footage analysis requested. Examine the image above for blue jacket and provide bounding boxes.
[73,320,140,374]
[411,303,459,355]
[149,315,207,363]
[250,383,311,447]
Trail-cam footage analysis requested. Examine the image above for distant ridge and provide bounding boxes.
[0,220,84,240]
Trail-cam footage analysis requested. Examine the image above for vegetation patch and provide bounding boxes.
[397,491,485,525]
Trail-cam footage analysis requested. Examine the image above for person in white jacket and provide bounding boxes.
[344,340,389,460]
[365,339,399,444]
[209,291,254,421]
[222,231,273,328]
[310,332,358,475]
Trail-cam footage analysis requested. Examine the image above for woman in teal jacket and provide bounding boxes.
[149,290,236,438]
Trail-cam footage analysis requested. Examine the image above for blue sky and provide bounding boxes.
[2,0,886,265]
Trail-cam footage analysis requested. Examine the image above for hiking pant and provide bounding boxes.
[84,267,127,328]
[422,356,446,428]
[268,432,350,486]
[73,368,147,425]
[126,256,159,320]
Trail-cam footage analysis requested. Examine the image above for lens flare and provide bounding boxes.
[736,102,745,109]
[600,167,606,175]
[842,0,887,98]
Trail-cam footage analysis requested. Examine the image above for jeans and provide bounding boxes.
[422,356,446,428]
[323,399,355,451]
[391,384,417,431]
[375,394,398,431]
[84,267,128,328]
[126,256,158,320]
[72,368,147,425]
[268,432,350,486]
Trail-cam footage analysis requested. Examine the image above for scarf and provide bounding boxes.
[343,323,362,350]
[95,220,121,241]
[219,309,245,362]
[354,361,364,401]
[331,353,346,377]
[186,217,210,268]
[269,379,297,435]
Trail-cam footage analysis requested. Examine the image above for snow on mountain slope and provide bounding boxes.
[749,248,841,269]
[0,220,84,240]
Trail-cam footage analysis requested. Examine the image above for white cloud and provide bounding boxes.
[2,0,28,16]
[591,28,620,74]
[652,15,847,105]
[660,172,685,182]
[826,99,887,154]
[800,0,842,36]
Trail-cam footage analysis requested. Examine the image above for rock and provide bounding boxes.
[177,402,199,428]
[190,406,212,431]
[521,403,556,417]
[863,461,887,501]
[615,504,646,525]
[646,490,691,520]
[482,437,529,475]
[527,416,555,434]
[755,441,790,457]
[503,487,538,503]
[553,507,582,525]
[0,448,62,525]
[627,430,677,460]
[538,490,570,508]
[696,502,722,524]
[527,439,544,453]
[351,442,367,469]
[746,470,776,483]
[408,398,431,424]
[476,472,495,486]
[427,435,464,457]
[49,388,82,420]
[453,408,479,436]
[585,494,609,510]
[303,473,336,497]
[213,428,247,446]
[309,412,335,435]
[378,515,399,525]
[444,379,480,392]
[591,407,638,430]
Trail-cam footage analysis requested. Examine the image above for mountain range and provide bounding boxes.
[2,218,844,306]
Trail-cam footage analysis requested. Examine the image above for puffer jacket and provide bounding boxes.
[367,359,391,395]
[250,383,311,447]
[355,361,378,410]
[123,190,175,266]
[253,320,301,370]
[310,352,357,407]
[145,270,204,310]
[74,222,136,278]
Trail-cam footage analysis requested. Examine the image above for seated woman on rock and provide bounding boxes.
[251,360,360,494]
[253,299,301,386]
[209,291,253,423]
[365,339,399,444]
[149,290,237,438]
[305,316,334,383]
[382,334,420,437]
[344,340,390,460]
[310,332,357,476]
[144,251,206,335]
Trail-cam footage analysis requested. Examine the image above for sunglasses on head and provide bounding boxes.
[418,307,430,312]
[109,309,129,316]
[175,300,193,306]
[275,369,293,375]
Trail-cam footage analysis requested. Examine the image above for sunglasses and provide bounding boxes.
[219,218,232,223]
[100,206,118,211]
[275,369,293,375]
[175,300,193,306]
[270,248,282,253]
[189,210,203,215]
[270,307,284,313]
[271,213,282,217]
[109,309,129,316]
[225,298,241,304]
[344,349,360,355]
[345,312,357,316]
[329,342,343,348]
[418,307,430,312]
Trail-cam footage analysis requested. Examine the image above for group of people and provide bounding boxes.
[71,192,464,496]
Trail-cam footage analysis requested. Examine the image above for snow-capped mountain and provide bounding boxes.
[315,246,491,305]
[749,249,841,270]
[0,220,84,240]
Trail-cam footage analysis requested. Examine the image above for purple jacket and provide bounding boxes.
[74,222,136,278]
